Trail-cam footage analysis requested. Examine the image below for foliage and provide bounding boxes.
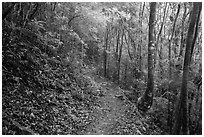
[2,2,100,135]
[2,2,202,135]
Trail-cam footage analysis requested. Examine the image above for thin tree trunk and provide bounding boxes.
[154,2,168,67]
[158,3,169,79]
[137,2,156,112]
[139,2,145,71]
[127,30,136,59]
[124,57,128,87]
[146,2,156,107]
[167,4,180,133]
[168,3,180,80]
[179,3,187,58]
[115,28,120,60]
[117,29,124,84]
[124,31,133,60]
[114,28,120,80]
[103,25,109,77]
[107,27,112,79]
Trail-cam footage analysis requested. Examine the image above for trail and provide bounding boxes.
[86,76,128,135]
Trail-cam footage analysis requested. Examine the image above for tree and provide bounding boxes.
[117,26,124,84]
[190,3,202,62]
[168,3,180,80]
[173,2,202,135]
[154,2,167,68]
[167,3,180,133]
[179,3,187,58]
[137,2,156,112]
[103,24,109,77]
[138,2,145,71]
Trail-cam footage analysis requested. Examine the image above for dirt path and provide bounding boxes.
[86,76,128,135]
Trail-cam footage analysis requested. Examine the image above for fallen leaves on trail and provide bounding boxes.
[84,75,165,135]
[111,100,165,135]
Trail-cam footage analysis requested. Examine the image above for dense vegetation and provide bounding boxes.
[2,2,202,135]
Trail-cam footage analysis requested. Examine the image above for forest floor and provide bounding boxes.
[84,72,164,135]
[2,64,164,135]
[86,75,126,134]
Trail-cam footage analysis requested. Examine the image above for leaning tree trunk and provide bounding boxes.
[137,2,156,112]
[173,2,201,135]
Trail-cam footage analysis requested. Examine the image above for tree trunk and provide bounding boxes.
[124,31,133,60]
[167,4,180,133]
[137,2,156,112]
[117,29,124,84]
[103,25,109,77]
[154,2,168,67]
[179,3,187,58]
[168,3,180,80]
[124,57,128,87]
[173,2,201,135]
[107,28,112,79]
[115,28,120,79]
[139,2,145,71]
[190,4,202,62]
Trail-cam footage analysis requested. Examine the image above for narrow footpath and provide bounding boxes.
[84,72,163,135]
[85,76,130,135]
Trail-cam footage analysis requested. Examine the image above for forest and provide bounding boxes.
[2,2,202,135]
